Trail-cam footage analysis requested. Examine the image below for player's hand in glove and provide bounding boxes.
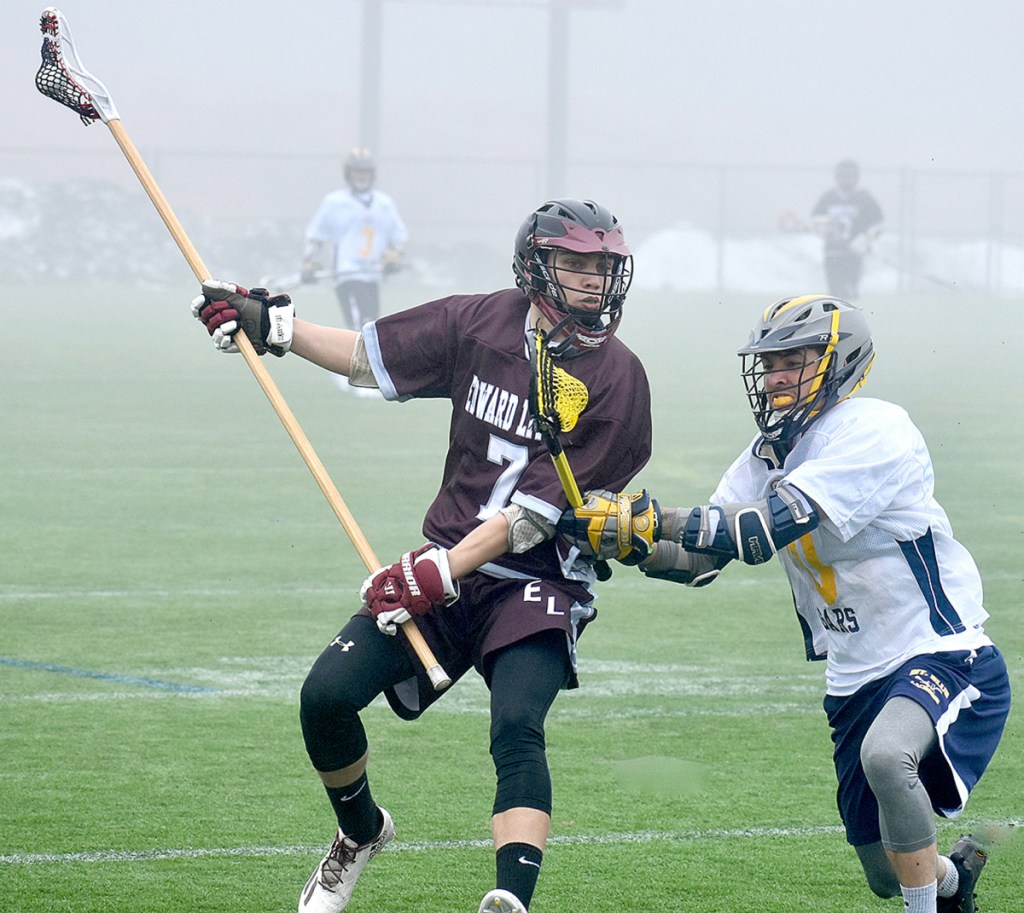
[557,489,661,566]
[191,279,294,356]
[300,260,321,284]
[381,248,404,277]
[360,544,460,635]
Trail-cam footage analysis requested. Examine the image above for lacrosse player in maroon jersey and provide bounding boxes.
[191,199,656,913]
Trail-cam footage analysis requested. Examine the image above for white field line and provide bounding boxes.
[0,824,846,866]
[0,652,824,716]
[4,821,1018,868]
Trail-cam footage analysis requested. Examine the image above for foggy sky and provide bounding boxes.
[7,0,1024,176]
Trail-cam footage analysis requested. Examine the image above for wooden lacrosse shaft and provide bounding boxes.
[104,119,450,690]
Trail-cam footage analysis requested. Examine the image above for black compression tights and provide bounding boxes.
[488,630,570,816]
[299,616,571,821]
[299,615,415,772]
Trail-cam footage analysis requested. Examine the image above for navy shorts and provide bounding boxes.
[823,646,1010,846]
[358,571,595,720]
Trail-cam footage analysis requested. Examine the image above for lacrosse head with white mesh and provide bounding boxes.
[36,8,119,125]
[527,327,589,435]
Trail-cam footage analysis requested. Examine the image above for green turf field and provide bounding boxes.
[2,280,1021,912]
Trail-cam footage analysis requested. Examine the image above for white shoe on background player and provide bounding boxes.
[298,808,395,913]
[478,888,527,913]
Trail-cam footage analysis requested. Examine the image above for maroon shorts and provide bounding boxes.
[361,571,596,720]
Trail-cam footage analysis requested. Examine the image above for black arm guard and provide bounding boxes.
[681,481,819,565]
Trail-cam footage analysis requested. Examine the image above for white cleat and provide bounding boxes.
[298,808,395,913]
[478,888,527,913]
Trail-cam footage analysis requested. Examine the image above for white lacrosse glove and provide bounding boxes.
[191,279,294,356]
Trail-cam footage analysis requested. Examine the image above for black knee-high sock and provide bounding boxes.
[496,842,543,909]
[324,773,381,845]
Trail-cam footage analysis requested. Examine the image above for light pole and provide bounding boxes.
[359,0,384,151]
[357,0,621,194]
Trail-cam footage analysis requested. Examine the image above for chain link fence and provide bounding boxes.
[4,144,1023,293]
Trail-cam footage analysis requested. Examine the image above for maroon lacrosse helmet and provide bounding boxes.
[513,199,633,357]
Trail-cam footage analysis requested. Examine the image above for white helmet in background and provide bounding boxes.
[343,147,375,193]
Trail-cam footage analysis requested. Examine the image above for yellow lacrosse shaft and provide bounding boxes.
[551,448,584,507]
[530,326,585,507]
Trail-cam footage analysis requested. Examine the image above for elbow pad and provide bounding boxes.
[500,504,556,554]
[681,481,819,565]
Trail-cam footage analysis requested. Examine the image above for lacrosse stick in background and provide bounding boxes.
[258,268,337,294]
[777,210,960,291]
[526,326,613,581]
[34,7,450,690]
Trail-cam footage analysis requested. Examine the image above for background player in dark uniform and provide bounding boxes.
[191,199,653,913]
[811,159,884,299]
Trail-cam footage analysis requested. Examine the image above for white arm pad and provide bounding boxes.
[348,333,379,388]
[499,504,556,553]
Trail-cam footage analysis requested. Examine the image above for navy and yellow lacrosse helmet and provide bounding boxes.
[739,295,875,447]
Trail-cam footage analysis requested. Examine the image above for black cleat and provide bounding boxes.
[937,834,988,913]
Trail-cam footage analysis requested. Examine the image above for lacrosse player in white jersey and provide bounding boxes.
[559,295,1011,913]
[302,148,408,338]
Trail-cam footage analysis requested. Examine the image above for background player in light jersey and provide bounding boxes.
[191,199,653,913]
[559,295,1010,913]
[302,147,408,334]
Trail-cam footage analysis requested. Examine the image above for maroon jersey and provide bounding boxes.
[362,288,652,581]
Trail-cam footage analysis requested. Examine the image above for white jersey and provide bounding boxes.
[305,189,408,282]
[711,397,991,697]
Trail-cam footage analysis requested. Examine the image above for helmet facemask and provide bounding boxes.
[346,167,374,194]
[741,346,833,445]
[526,247,631,357]
[738,295,875,448]
[512,199,632,359]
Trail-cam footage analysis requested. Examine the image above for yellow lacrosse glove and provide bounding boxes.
[557,489,661,566]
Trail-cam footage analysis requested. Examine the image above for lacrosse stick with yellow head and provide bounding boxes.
[525,325,615,580]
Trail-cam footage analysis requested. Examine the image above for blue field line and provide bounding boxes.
[0,656,219,694]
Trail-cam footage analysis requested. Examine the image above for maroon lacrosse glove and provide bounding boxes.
[360,545,460,635]
[190,279,294,356]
